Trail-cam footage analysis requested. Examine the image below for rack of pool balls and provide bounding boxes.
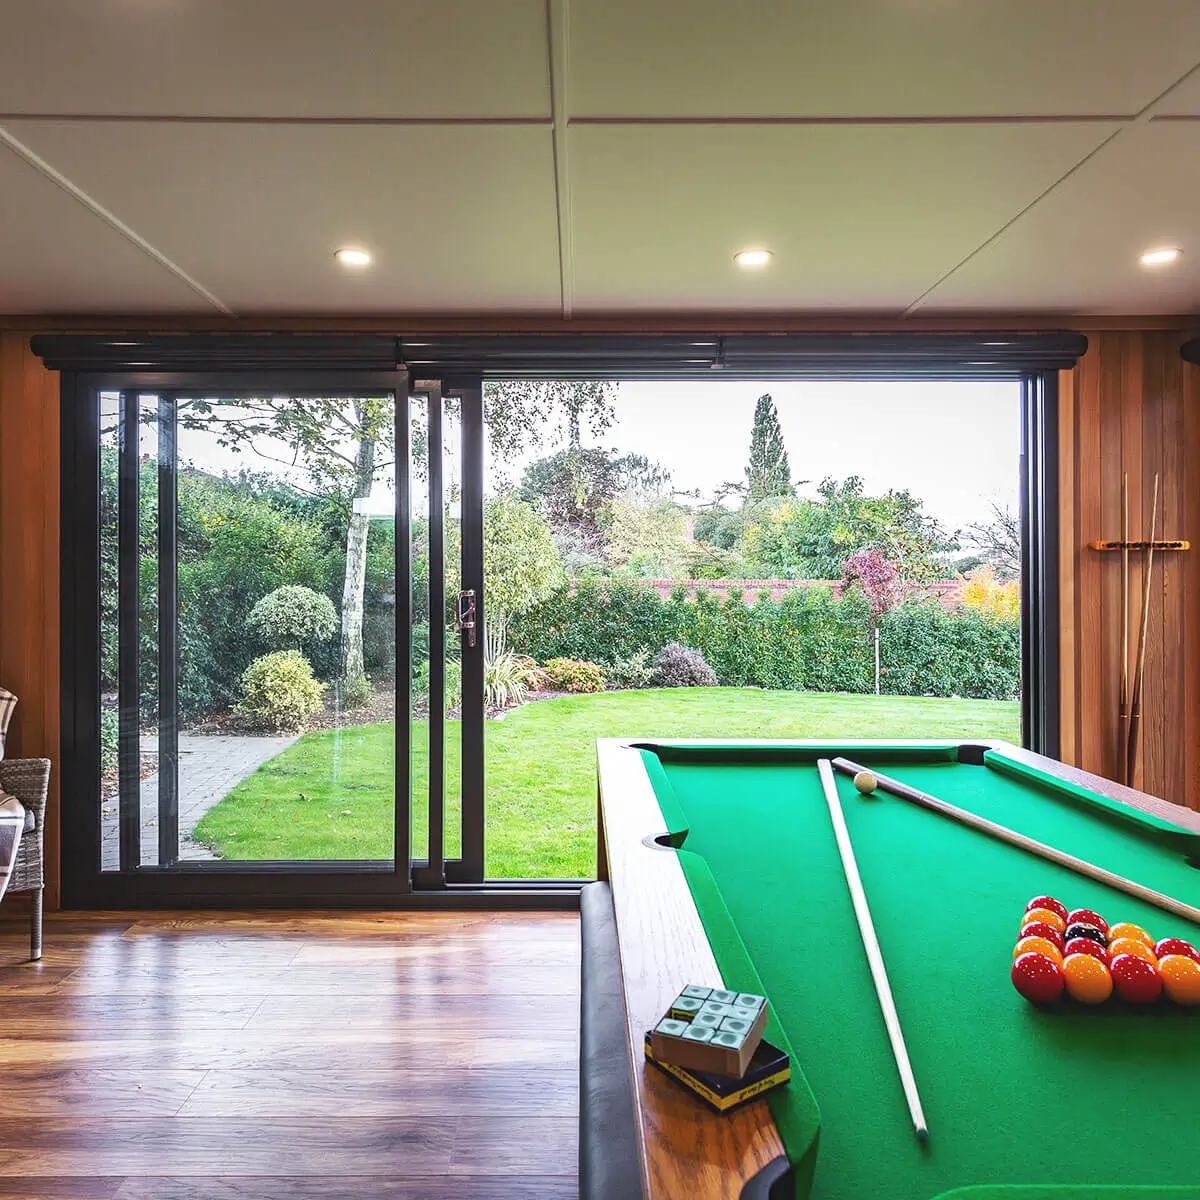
[1010,894,1200,1006]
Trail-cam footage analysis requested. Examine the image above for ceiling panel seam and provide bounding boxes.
[0,124,234,315]
[902,56,1200,317]
[547,0,573,319]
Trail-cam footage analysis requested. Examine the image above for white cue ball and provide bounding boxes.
[853,771,878,796]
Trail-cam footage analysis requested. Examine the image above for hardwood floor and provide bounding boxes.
[0,912,580,1199]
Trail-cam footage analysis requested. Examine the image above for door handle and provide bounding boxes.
[456,589,477,648]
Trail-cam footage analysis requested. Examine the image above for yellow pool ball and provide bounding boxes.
[1108,922,1154,948]
[1159,954,1200,1005]
[1109,937,1157,966]
[1062,952,1113,1005]
[1022,908,1067,935]
[1013,936,1064,968]
[853,771,878,795]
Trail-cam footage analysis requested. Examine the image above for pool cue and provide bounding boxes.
[831,756,1200,928]
[1119,472,1130,785]
[1126,472,1160,788]
[817,759,929,1141]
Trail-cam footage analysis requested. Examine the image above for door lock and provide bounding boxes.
[456,589,477,648]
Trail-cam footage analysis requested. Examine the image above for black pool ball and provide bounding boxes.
[1064,922,1108,947]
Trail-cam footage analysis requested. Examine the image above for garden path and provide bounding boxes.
[100,733,299,868]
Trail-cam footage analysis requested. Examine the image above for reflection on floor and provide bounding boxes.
[0,909,580,1198]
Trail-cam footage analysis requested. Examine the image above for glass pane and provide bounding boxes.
[98,392,119,868]
[442,397,463,865]
[163,395,396,863]
[410,393,429,866]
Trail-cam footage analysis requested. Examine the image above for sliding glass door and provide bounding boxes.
[68,367,493,905]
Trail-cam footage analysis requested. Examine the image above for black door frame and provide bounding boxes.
[40,331,1084,909]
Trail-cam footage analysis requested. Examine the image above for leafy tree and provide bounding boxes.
[743,476,956,582]
[516,446,669,557]
[744,394,792,501]
[484,381,618,459]
[841,548,902,695]
[601,496,690,578]
[481,495,566,627]
[961,566,1020,620]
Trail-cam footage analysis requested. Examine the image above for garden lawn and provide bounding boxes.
[192,688,1021,878]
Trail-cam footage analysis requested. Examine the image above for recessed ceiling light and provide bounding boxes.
[335,247,372,267]
[1140,247,1181,266]
[734,248,772,268]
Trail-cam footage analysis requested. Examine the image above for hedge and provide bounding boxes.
[509,579,1019,700]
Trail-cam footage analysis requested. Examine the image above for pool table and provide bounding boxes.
[594,738,1200,1200]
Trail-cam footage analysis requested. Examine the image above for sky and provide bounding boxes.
[170,379,1021,535]
[488,379,1022,534]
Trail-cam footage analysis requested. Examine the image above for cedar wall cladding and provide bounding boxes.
[1058,331,1200,809]
[0,332,60,905]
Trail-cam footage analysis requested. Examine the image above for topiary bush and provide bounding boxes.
[604,649,654,690]
[651,642,718,688]
[235,651,326,730]
[540,657,606,693]
[246,585,338,652]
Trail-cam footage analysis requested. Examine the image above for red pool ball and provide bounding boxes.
[1025,896,1068,922]
[1064,937,1109,966]
[1154,938,1200,964]
[1067,908,1109,935]
[1011,952,1065,1004]
[1111,953,1163,1004]
[1019,921,1065,950]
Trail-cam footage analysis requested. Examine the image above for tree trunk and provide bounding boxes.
[340,419,376,685]
[873,623,881,696]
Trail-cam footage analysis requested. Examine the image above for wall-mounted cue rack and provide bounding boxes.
[1089,540,1190,551]
[1091,472,1188,788]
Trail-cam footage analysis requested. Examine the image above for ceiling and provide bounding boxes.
[1,1,1200,319]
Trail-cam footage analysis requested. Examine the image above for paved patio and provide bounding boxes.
[100,733,299,869]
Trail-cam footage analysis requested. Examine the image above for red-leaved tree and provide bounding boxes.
[841,549,902,695]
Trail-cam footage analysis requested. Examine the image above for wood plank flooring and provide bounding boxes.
[0,912,580,1199]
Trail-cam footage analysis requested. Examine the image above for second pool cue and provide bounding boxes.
[817,759,928,1141]
[1127,472,1160,787]
[831,756,1200,927]
[1119,472,1130,785]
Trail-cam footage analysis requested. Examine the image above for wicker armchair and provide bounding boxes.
[3,758,50,960]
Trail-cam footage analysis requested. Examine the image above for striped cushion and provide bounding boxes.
[0,688,16,762]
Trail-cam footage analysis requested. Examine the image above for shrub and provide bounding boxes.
[961,567,1020,621]
[100,708,118,775]
[540,657,606,694]
[415,657,463,710]
[246,585,338,651]
[651,642,718,688]
[605,649,654,690]
[485,650,538,709]
[236,651,326,730]
[336,672,374,710]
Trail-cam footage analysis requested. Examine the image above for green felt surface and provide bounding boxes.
[641,744,1200,1200]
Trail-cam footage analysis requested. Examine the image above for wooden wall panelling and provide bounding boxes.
[0,333,61,907]
[1059,331,1200,811]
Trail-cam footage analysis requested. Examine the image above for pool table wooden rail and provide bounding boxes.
[595,738,1200,1200]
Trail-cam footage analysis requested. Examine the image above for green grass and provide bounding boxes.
[192,688,1020,878]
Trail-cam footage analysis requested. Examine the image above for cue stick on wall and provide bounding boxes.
[1126,472,1160,788]
[1119,472,1129,785]
[831,757,1200,927]
[817,758,929,1141]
